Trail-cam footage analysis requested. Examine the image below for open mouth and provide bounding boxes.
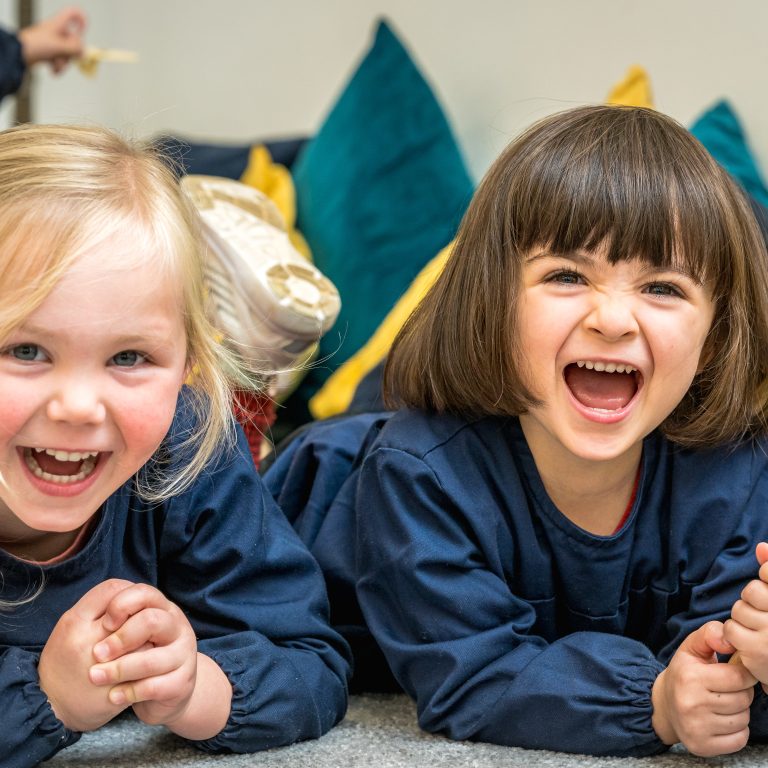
[23,448,100,485]
[564,360,641,411]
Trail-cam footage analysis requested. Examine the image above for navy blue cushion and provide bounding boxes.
[154,135,307,178]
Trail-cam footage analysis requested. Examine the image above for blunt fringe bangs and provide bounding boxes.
[385,105,768,447]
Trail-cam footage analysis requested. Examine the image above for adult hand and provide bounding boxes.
[18,6,87,73]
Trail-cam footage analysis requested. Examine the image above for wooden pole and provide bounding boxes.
[14,0,33,124]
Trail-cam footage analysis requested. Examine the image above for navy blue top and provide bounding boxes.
[265,409,768,757]
[0,396,350,768]
[0,28,24,101]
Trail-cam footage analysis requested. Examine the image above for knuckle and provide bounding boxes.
[139,676,161,701]
[143,609,164,634]
[743,581,760,603]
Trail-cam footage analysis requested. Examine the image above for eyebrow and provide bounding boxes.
[15,322,178,347]
[526,250,704,286]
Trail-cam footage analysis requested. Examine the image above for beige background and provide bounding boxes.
[1,0,766,181]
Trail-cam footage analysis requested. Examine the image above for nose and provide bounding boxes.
[46,377,107,425]
[585,292,639,340]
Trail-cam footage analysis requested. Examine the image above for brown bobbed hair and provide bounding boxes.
[384,105,768,447]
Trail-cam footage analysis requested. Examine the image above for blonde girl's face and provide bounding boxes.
[517,245,715,472]
[0,232,188,559]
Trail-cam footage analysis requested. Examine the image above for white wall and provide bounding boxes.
[5,0,768,180]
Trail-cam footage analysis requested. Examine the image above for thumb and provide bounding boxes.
[756,541,768,567]
[680,621,733,661]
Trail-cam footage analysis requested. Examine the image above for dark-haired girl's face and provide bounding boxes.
[517,245,714,472]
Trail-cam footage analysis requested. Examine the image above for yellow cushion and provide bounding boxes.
[310,242,452,419]
[240,144,312,259]
[606,65,654,109]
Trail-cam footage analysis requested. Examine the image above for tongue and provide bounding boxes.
[35,453,82,476]
[565,366,636,410]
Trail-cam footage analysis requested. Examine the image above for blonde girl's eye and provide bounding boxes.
[110,350,147,367]
[8,343,46,362]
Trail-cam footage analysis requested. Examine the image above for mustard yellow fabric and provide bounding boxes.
[240,144,311,259]
[310,242,453,419]
[606,65,654,109]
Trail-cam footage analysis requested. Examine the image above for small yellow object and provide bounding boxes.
[78,47,139,77]
[606,65,654,109]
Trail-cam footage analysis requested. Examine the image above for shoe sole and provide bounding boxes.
[182,175,340,371]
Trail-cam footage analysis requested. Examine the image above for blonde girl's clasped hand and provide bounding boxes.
[0,124,349,768]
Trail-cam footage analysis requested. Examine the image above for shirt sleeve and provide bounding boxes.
[0,647,80,767]
[0,27,25,101]
[355,446,667,757]
[158,427,351,753]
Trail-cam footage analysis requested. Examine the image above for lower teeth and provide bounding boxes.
[24,450,97,484]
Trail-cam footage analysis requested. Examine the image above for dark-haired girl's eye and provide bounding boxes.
[645,282,683,298]
[547,270,585,285]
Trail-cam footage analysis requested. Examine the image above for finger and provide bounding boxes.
[72,579,135,620]
[51,55,67,74]
[60,6,87,32]
[731,598,768,630]
[703,657,758,691]
[702,620,737,656]
[681,620,725,662]
[91,643,181,688]
[741,579,768,612]
[687,728,749,758]
[94,607,177,662]
[707,709,751,737]
[108,659,195,707]
[101,583,172,633]
[710,688,755,716]
[756,542,768,568]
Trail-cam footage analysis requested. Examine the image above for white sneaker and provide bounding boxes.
[181,175,340,374]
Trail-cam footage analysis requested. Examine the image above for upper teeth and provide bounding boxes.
[34,448,98,462]
[576,360,636,374]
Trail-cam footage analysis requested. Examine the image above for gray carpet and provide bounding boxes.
[45,693,768,767]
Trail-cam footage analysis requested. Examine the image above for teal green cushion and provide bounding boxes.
[293,19,473,391]
[690,100,768,208]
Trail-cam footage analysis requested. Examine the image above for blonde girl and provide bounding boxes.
[0,123,348,767]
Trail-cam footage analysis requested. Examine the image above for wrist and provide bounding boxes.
[16,28,38,66]
[651,669,678,746]
[165,653,232,741]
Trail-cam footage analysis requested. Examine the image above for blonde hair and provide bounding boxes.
[0,123,249,500]
[386,105,768,447]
